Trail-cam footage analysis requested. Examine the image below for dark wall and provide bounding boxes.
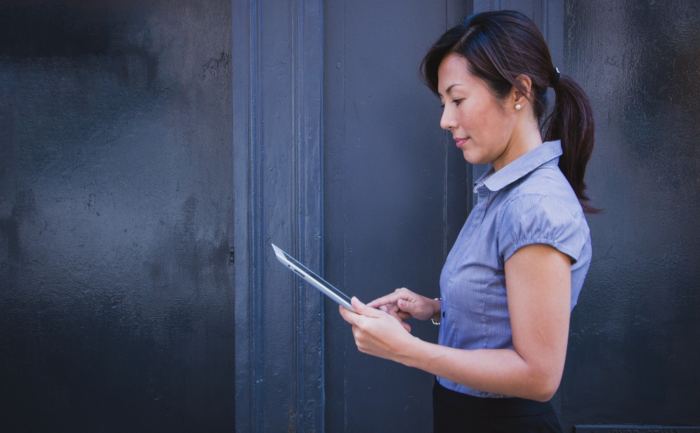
[323,0,470,431]
[231,0,327,431]
[0,2,234,432]
[5,0,698,432]
[231,0,472,431]
[560,0,700,429]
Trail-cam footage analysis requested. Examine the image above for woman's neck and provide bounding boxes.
[492,122,543,171]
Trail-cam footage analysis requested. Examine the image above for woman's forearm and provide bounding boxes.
[397,337,560,402]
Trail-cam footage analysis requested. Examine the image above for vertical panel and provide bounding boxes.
[323,0,469,431]
[293,0,325,431]
[233,0,324,431]
[562,0,700,430]
[467,1,700,431]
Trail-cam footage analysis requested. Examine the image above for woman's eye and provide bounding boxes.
[453,99,464,106]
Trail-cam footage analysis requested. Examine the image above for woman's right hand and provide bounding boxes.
[368,287,439,322]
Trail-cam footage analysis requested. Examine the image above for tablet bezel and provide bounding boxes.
[271,243,354,311]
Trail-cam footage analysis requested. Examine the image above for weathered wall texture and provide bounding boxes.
[560,0,700,429]
[3,0,699,432]
[0,2,234,432]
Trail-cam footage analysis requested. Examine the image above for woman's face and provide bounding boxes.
[437,53,517,167]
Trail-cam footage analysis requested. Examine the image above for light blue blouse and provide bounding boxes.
[436,140,592,398]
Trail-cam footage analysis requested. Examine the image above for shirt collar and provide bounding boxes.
[475,140,562,192]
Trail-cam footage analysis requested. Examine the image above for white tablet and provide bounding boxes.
[271,243,354,311]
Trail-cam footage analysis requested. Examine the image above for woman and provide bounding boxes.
[339,10,595,433]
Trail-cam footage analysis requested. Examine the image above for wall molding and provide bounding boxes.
[233,0,325,431]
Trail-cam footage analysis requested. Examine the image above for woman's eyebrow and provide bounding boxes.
[439,83,463,97]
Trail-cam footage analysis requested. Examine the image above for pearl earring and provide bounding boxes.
[515,103,522,111]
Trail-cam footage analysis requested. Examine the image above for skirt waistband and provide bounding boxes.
[433,379,554,417]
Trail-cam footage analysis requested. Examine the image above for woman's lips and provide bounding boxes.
[454,137,468,148]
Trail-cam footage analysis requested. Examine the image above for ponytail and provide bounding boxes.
[545,76,599,213]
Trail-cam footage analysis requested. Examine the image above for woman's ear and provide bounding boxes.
[511,74,533,106]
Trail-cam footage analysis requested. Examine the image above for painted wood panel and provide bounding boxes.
[233,0,324,432]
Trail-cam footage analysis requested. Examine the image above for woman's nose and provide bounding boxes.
[440,106,456,131]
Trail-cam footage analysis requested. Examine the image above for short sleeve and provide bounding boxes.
[497,194,589,263]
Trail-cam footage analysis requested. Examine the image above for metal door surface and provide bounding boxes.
[560,0,700,430]
[232,0,469,431]
[234,0,700,431]
[323,1,471,431]
[0,1,234,432]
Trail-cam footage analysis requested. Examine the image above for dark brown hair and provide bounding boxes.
[421,10,598,213]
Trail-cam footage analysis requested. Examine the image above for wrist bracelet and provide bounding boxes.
[431,297,441,326]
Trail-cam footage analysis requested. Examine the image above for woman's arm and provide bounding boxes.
[340,243,571,402]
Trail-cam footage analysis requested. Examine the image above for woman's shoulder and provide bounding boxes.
[495,165,590,262]
[496,170,590,261]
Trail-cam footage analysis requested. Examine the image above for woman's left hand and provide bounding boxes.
[339,296,417,363]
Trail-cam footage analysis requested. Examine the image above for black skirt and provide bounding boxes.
[433,380,563,433]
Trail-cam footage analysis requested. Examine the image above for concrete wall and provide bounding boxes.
[560,0,700,429]
[2,1,698,432]
[0,2,234,432]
